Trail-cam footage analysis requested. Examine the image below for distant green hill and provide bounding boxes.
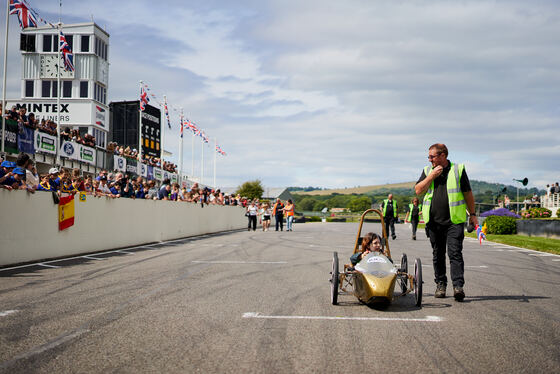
[295,180,543,198]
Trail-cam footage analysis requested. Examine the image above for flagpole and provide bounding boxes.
[138,80,143,166]
[161,96,166,161]
[191,131,195,180]
[1,0,10,155]
[179,108,184,180]
[55,21,61,166]
[213,138,217,189]
[201,138,204,185]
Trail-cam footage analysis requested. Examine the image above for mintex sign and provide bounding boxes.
[6,100,105,129]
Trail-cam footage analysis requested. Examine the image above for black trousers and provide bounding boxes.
[427,222,465,287]
[248,215,257,231]
[275,214,284,231]
[384,216,395,237]
[411,218,419,236]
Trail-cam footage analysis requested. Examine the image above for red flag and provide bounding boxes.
[58,195,75,231]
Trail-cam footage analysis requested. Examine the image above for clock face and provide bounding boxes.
[40,54,74,78]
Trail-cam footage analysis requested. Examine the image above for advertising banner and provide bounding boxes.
[1,119,18,154]
[60,141,78,160]
[141,104,161,158]
[163,170,169,181]
[114,155,126,172]
[126,158,137,175]
[35,131,57,155]
[153,167,163,181]
[79,145,96,165]
[17,125,35,154]
[181,175,189,188]
[139,163,148,178]
[7,100,94,126]
[147,165,154,180]
[170,173,178,184]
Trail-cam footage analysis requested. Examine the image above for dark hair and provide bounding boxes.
[429,143,448,157]
[16,152,30,167]
[361,232,381,252]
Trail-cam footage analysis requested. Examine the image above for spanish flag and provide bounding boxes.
[59,195,75,231]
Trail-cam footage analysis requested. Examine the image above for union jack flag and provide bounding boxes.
[9,0,38,30]
[140,85,149,111]
[180,119,184,138]
[59,31,74,72]
[164,102,171,129]
[216,145,226,156]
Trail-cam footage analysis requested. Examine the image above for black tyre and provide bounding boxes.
[330,252,339,305]
[399,253,408,294]
[414,258,422,307]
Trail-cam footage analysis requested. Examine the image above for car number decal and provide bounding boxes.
[367,257,386,263]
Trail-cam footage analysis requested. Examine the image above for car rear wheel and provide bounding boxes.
[414,258,422,307]
[399,253,408,294]
[331,252,339,305]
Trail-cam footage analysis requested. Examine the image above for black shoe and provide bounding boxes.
[453,287,465,302]
[434,282,446,298]
[412,235,416,240]
[392,235,396,240]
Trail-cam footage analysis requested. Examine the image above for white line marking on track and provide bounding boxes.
[528,253,555,257]
[192,261,287,264]
[116,250,133,254]
[82,255,104,260]
[242,312,443,322]
[38,263,60,268]
[553,259,560,262]
[0,328,89,369]
[0,310,18,317]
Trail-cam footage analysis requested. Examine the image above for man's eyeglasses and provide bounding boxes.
[428,153,441,160]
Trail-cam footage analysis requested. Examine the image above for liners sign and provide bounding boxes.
[7,100,107,128]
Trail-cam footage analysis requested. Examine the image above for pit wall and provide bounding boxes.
[0,190,247,266]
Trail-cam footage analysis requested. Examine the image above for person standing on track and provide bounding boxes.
[273,198,285,231]
[284,199,295,231]
[246,201,258,231]
[380,194,398,240]
[415,143,478,301]
[404,197,422,240]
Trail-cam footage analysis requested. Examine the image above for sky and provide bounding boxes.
[1,0,559,190]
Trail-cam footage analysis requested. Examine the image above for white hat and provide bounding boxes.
[49,167,59,174]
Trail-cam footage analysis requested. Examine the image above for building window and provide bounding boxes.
[20,34,36,52]
[51,81,58,97]
[43,34,52,52]
[80,81,88,98]
[25,80,34,97]
[94,82,106,104]
[63,81,72,98]
[81,35,90,52]
[65,34,73,51]
[95,37,107,60]
[42,81,51,97]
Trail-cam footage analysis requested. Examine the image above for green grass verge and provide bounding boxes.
[465,232,560,255]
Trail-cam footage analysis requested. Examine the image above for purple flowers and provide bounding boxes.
[480,208,521,218]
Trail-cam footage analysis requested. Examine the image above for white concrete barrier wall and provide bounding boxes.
[0,190,247,266]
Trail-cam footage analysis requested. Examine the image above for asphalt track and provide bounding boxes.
[1,222,559,373]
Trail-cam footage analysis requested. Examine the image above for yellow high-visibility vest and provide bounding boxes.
[422,162,466,224]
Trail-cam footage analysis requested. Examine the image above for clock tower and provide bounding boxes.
[8,22,110,151]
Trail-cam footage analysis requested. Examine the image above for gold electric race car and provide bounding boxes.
[330,209,423,307]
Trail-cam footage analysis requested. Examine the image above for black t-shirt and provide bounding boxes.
[417,161,471,225]
[411,205,419,220]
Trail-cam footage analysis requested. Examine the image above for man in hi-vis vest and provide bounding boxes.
[415,143,478,302]
[380,194,398,240]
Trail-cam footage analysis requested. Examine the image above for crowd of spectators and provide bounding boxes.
[4,105,58,136]
[106,142,178,173]
[1,152,238,206]
[60,127,96,148]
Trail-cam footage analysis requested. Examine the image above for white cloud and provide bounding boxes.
[1,0,559,189]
